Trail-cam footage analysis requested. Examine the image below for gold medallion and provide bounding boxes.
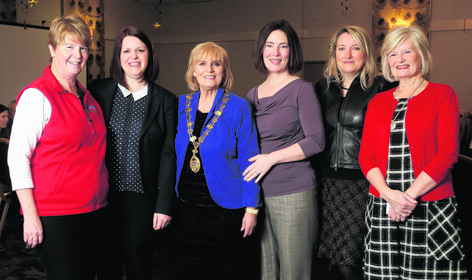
[185,91,230,174]
[190,154,201,173]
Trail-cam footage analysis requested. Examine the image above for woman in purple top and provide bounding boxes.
[243,19,325,280]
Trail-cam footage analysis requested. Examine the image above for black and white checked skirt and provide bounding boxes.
[364,98,467,279]
[364,196,467,279]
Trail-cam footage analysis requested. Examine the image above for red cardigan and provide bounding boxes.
[359,82,459,201]
[18,66,109,216]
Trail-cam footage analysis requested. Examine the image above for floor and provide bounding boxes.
[0,199,343,280]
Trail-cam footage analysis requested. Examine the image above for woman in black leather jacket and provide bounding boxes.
[315,26,397,280]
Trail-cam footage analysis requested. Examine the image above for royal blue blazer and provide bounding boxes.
[175,88,262,209]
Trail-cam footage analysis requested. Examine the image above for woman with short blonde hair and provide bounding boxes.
[174,41,261,279]
[185,42,233,92]
[360,25,467,279]
[381,25,433,82]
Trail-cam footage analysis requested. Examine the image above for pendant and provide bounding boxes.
[390,122,396,130]
[190,154,200,173]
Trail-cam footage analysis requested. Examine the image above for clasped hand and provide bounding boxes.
[385,189,417,222]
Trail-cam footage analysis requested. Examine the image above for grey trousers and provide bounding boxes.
[260,188,319,280]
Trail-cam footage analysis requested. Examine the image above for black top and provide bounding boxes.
[107,87,148,193]
[88,78,178,215]
[177,110,218,207]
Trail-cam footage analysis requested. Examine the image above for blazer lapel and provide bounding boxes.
[203,88,225,126]
[101,80,118,126]
[188,90,200,130]
[140,83,162,138]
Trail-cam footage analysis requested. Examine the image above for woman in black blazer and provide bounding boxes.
[88,26,177,280]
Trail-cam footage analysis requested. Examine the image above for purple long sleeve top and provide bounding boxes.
[246,79,325,197]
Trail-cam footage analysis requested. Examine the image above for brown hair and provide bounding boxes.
[7,100,16,120]
[110,26,159,89]
[252,20,303,75]
[460,109,472,149]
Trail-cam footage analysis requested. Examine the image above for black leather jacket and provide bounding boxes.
[315,76,397,170]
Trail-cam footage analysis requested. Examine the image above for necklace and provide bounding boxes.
[186,91,230,173]
[390,78,424,130]
[341,86,349,90]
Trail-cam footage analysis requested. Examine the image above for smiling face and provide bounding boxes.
[263,30,290,75]
[335,32,365,78]
[0,110,9,129]
[49,35,88,80]
[387,38,423,81]
[120,36,149,83]
[193,54,224,93]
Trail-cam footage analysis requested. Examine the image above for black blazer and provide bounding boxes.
[89,78,178,215]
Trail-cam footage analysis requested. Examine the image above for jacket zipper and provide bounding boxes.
[83,94,100,210]
[334,122,340,171]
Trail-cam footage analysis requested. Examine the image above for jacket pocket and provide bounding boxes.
[427,197,464,261]
[48,161,69,197]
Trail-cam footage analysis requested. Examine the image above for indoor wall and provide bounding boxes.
[105,0,373,98]
[2,0,472,112]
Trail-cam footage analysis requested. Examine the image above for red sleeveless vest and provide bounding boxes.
[18,66,109,216]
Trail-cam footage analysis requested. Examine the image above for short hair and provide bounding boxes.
[7,100,16,119]
[185,42,233,92]
[460,109,472,149]
[381,25,432,82]
[48,14,91,53]
[252,20,303,75]
[110,26,159,89]
[323,26,377,91]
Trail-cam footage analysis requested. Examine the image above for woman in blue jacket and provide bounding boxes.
[174,42,262,280]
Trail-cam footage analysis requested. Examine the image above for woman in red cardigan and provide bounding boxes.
[359,26,467,279]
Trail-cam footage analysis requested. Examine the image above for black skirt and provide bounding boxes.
[173,198,248,280]
[318,177,370,266]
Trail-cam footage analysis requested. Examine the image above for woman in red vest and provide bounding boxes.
[7,14,108,280]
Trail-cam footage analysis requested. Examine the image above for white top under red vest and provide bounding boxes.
[14,66,109,216]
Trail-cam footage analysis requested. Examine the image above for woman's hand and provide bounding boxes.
[241,211,257,238]
[153,213,172,230]
[23,212,43,248]
[388,207,409,222]
[384,189,417,222]
[243,154,276,183]
[16,189,42,248]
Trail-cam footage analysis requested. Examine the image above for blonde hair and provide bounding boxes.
[185,42,233,92]
[323,26,377,91]
[381,25,432,82]
[48,14,92,52]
